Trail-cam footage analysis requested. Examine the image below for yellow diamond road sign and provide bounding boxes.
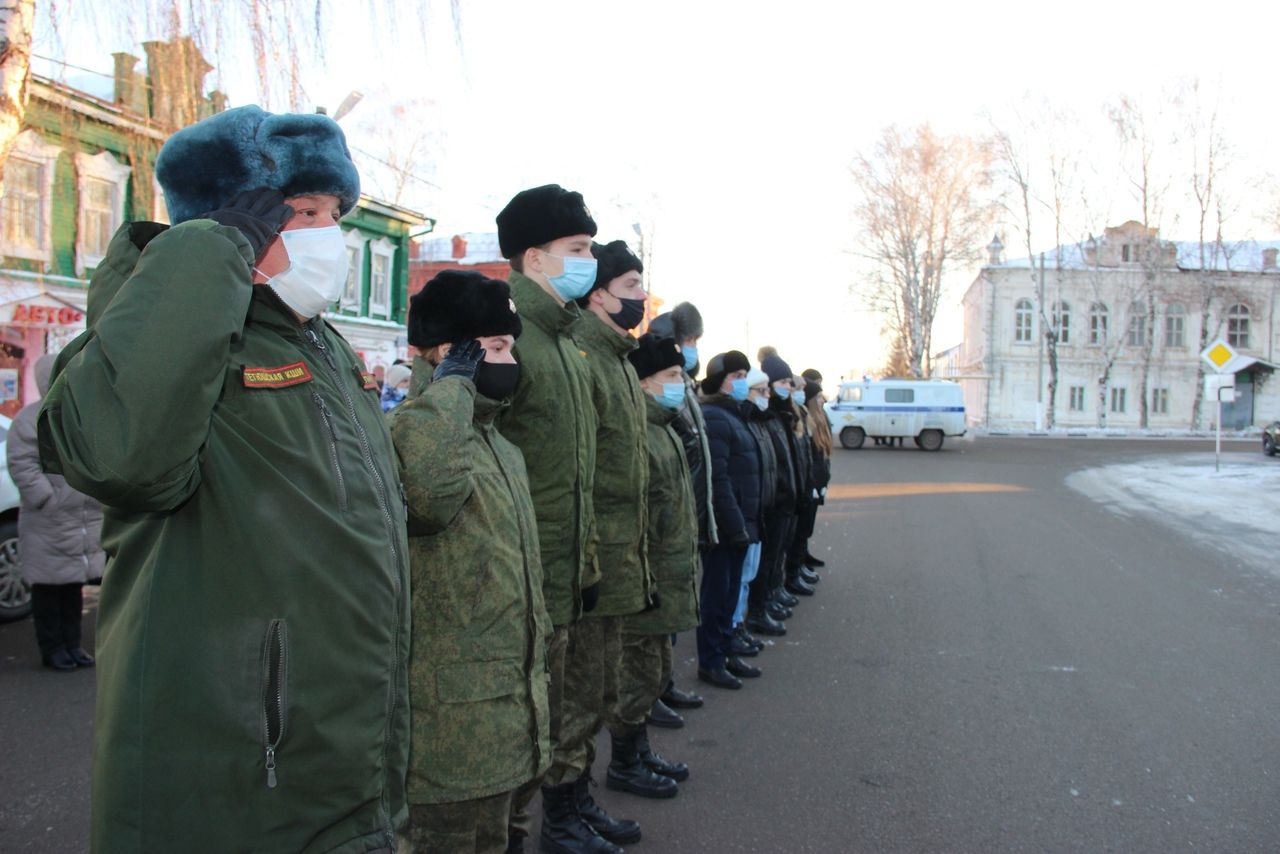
[1207,342,1234,368]
[1200,338,1245,373]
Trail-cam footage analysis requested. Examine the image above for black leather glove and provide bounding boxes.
[433,339,485,383]
[581,583,600,613]
[128,221,169,252]
[199,188,294,260]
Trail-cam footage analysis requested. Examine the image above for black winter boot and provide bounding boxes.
[573,771,641,845]
[636,726,689,781]
[539,781,623,853]
[606,732,679,798]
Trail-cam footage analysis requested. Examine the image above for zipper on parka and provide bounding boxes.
[303,322,403,834]
[262,619,289,788]
[312,391,349,511]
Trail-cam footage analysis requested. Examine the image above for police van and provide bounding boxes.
[825,379,966,451]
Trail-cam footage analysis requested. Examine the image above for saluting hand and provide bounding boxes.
[433,339,485,383]
[199,188,294,260]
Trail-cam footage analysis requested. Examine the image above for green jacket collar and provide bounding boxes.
[575,309,638,356]
[247,285,311,340]
[508,271,579,335]
[645,393,678,426]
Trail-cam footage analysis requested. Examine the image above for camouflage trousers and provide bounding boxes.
[508,624,569,840]
[609,632,671,735]
[409,790,512,853]
[553,614,623,779]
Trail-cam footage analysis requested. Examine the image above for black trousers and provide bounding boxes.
[31,583,83,658]
[786,502,819,578]
[696,544,747,669]
[749,510,795,606]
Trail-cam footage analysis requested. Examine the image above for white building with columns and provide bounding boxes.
[950,221,1280,430]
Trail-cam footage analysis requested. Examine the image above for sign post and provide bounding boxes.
[1200,339,1243,473]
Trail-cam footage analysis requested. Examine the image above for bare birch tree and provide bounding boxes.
[0,0,35,195]
[853,124,995,378]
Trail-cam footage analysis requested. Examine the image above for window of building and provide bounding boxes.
[1014,298,1033,343]
[1126,301,1146,347]
[153,177,170,225]
[885,388,915,403]
[0,130,61,262]
[1069,386,1086,411]
[74,150,132,275]
[1089,303,1109,346]
[341,229,367,312]
[1151,387,1169,414]
[1052,301,1071,344]
[1122,244,1133,262]
[367,237,395,318]
[1165,304,1185,348]
[1226,303,1251,349]
[1110,387,1127,413]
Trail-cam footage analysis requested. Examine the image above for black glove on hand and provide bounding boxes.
[581,584,600,613]
[128,221,169,252]
[433,339,485,383]
[199,188,294,260]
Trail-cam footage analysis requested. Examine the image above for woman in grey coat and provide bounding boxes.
[7,354,104,671]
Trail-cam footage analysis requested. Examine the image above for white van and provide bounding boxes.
[825,379,966,451]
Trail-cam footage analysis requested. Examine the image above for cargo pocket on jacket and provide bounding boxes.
[260,619,289,789]
[436,659,522,704]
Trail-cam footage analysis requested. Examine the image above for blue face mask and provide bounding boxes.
[728,377,750,402]
[682,345,699,372]
[546,254,598,301]
[773,383,791,400]
[655,383,685,409]
[793,390,806,406]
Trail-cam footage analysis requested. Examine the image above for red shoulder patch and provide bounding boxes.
[243,362,314,389]
[355,366,378,391]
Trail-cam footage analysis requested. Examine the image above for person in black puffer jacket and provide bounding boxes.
[695,351,761,689]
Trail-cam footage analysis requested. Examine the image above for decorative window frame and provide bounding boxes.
[341,228,368,313]
[74,150,132,276]
[1226,303,1251,349]
[1013,298,1034,344]
[1,130,61,263]
[367,236,395,319]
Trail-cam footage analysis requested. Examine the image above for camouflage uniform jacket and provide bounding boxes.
[623,396,700,636]
[389,363,551,804]
[38,222,410,853]
[496,273,598,627]
[574,311,652,618]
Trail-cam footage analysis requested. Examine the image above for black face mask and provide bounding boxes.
[608,296,647,331]
[474,361,521,401]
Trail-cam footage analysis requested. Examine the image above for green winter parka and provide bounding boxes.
[623,395,700,636]
[496,272,598,627]
[37,221,411,854]
[574,311,651,618]
[388,362,551,804]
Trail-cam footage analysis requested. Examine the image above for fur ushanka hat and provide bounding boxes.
[155,105,361,224]
[408,270,523,349]
[628,334,684,380]
[590,240,643,290]
[700,350,751,396]
[496,184,597,259]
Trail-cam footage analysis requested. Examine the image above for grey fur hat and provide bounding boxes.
[155,105,361,224]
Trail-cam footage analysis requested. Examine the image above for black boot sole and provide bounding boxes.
[605,771,679,799]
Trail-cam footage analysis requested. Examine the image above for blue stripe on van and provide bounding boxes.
[831,405,965,413]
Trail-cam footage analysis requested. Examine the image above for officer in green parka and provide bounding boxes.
[608,334,700,800]
[492,186,613,854]
[37,106,411,853]
[389,270,551,854]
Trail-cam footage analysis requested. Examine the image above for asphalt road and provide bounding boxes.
[2,437,1278,852]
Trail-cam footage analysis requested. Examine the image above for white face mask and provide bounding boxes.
[751,394,768,411]
[261,226,348,319]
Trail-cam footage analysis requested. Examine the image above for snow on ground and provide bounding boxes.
[1066,453,1280,576]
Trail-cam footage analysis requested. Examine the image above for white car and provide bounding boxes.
[826,379,967,451]
[0,414,27,622]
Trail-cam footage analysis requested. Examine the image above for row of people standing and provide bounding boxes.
[33,101,830,854]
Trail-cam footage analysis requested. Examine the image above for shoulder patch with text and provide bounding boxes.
[355,366,378,391]
[242,362,314,389]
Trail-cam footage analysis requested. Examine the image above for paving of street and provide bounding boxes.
[3,437,1279,852]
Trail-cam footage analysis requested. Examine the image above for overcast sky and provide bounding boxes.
[33,0,1280,381]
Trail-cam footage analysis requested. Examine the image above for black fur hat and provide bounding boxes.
[628,334,683,380]
[700,350,751,396]
[496,184,597,259]
[587,239,643,294]
[156,105,360,224]
[408,270,522,348]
